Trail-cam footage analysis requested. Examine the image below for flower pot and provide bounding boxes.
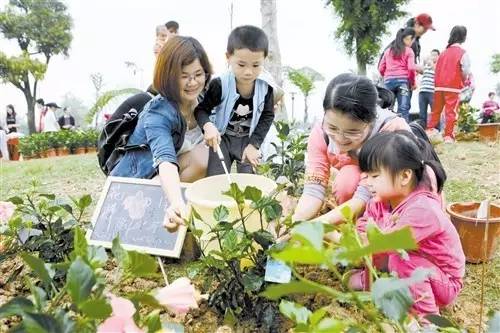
[185,174,277,251]
[478,123,500,143]
[86,146,97,154]
[40,151,48,158]
[22,155,33,161]
[75,147,87,155]
[45,148,57,157]
[446,202,500,263]
[56,147,70,156]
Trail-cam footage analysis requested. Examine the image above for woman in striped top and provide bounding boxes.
[418,49,440,128]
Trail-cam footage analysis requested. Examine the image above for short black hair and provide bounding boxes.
[489,92,496,98]
[431,49,440,55]
[165,21,179,32]
[227,25,269,57]
[36,98,44,105]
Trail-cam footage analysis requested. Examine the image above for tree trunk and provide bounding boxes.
[303,94,309,124]
[356,44,367,75]
[260,0,288,121]
[23,88,36,134]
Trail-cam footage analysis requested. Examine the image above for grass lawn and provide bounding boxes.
[1,141,499,331]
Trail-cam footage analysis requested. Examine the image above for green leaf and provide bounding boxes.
[309,307,328,326]
[145,310,162,333]
[26,278,47,311]
[129,292,162,309]
[78,195,92,211]
[0,297,34,319]
[191,207,203,221]
[111,237,127,264]
[72,227,87,259]
[223,183,245,205]
[54,310,76,333]
[425,314,459,328]
[252,230,274,249]
[213,205,229,222]
[338,224,417,262]
[279,300,311,325]
[291,222,324,250]
[186,262,205,279]
[339,205,354,223]
[22,312,62,333]
[39,194,56,200]
[20,252,54,289]
[371,268,432,323]
[316,317,346,332]
[224,308,237,328]
[8,196,23,205]
[264,200,282,222]
[125,251,158,278]
[244,186,262,203]
[66,257,96,305]
[262,281,326,300]
[273,245,324,264]
[242,272,264,292]
[60,204,73,215]
[79,298,112,320]
[221,229,238,253]
[87,246,108,269]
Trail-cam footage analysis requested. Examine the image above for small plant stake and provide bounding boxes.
[476,199,489,333]
[216,145,232,185]
[157,257,169,286]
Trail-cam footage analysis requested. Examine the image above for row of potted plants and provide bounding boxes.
[18,129,99,160]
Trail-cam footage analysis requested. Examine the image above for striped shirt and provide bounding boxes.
[420,66,435,93]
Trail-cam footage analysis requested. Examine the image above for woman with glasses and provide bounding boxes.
[110,36,212,229]
[293,73,411,225]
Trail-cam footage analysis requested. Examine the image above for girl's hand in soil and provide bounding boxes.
[164,202,189,232]
[242,144,261,167]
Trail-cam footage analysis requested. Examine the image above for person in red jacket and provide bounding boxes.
[427,26,471,143]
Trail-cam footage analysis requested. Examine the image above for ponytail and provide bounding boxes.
[375,86,395,109]
[423,160,446,193]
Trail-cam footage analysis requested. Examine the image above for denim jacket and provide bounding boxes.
[110,95,186,179]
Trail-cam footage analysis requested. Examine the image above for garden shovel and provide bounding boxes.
[216,145,232,185]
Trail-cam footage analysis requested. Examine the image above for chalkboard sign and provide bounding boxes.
[86,176,189,258]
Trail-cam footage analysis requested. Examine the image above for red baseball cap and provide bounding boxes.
[416,13,435,31]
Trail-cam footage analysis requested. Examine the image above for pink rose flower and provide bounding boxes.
[97,294,144,333]
[155,277,199,314]
[0,201,16,224]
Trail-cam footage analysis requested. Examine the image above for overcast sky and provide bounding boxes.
[1,0,499,124]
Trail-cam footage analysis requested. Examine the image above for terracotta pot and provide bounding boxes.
[40,151,48,158]
[478,123,500,143]
[45,148,57,157]
[7,138,20,161]
[56,147,70,156]
[22,155,32,161]
[75,147,87,155]
[446,202,500,263]
[86,146,97,154]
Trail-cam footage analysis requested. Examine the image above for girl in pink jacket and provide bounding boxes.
[353,131,465,317]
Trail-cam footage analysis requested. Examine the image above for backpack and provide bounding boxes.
[97,91,154,175]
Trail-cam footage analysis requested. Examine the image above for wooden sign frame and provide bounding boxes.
[86,176,189,258]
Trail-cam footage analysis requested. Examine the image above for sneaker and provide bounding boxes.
[425,128,439,136]
[444,136,455,144]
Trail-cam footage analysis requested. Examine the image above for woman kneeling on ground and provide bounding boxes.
[111,36,212,230]
[293,73,412,224]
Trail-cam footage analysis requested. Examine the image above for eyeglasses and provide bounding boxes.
[182,72,206,84]
[322,121,368,140]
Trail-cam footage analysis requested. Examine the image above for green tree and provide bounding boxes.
[326,0,408,75]
[285,66,324,123]
[0,0,72,134]
[491,54,500,74]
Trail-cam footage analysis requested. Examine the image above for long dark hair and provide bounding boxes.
[6,104,16,118]
[359,131,447,192]
[323,73,394,124]
[446,25,467,48]
[390,28,415,57]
